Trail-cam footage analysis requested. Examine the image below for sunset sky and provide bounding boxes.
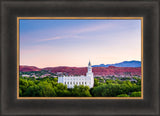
[20,19,141,68]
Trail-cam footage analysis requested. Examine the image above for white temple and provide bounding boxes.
[58,61,94,88]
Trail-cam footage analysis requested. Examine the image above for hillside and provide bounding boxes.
[20,66,141,77]
[20,66,41,72]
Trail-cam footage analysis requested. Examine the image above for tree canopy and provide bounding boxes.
[19,76,141,97]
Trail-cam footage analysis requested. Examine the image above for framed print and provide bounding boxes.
[1,0,159,116]
[17,17,143,99]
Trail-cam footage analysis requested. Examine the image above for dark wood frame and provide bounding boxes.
[1,0,159,115]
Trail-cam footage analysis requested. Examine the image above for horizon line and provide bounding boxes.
[19,60,141,68]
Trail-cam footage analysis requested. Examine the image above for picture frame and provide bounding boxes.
[17,16,143,100]
[1,0,159,115]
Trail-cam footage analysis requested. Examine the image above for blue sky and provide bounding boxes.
[20,19,141,68]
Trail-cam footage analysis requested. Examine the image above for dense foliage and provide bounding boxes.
[19,76,141,97]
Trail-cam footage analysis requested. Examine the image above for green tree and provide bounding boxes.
[94,78,99,87]
[19,88,23,97]
[130,91,141,97]
[72,85,92,97]
[117,94,129,97]
[19,75,141,97]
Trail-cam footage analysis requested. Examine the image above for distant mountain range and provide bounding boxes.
[92,60,141,67]
[20,60,141,76]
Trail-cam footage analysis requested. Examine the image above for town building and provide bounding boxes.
[58,61,94,88]
[22,74,30,78]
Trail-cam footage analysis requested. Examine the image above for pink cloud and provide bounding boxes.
[37,23,115,42]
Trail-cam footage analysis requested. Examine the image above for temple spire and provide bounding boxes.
[88,60,91,66]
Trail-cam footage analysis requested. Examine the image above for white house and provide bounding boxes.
[31,74,38,79]
[58,61,94,88]
[22,74,30,78]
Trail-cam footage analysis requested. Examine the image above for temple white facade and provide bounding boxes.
[58,61,94,88]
